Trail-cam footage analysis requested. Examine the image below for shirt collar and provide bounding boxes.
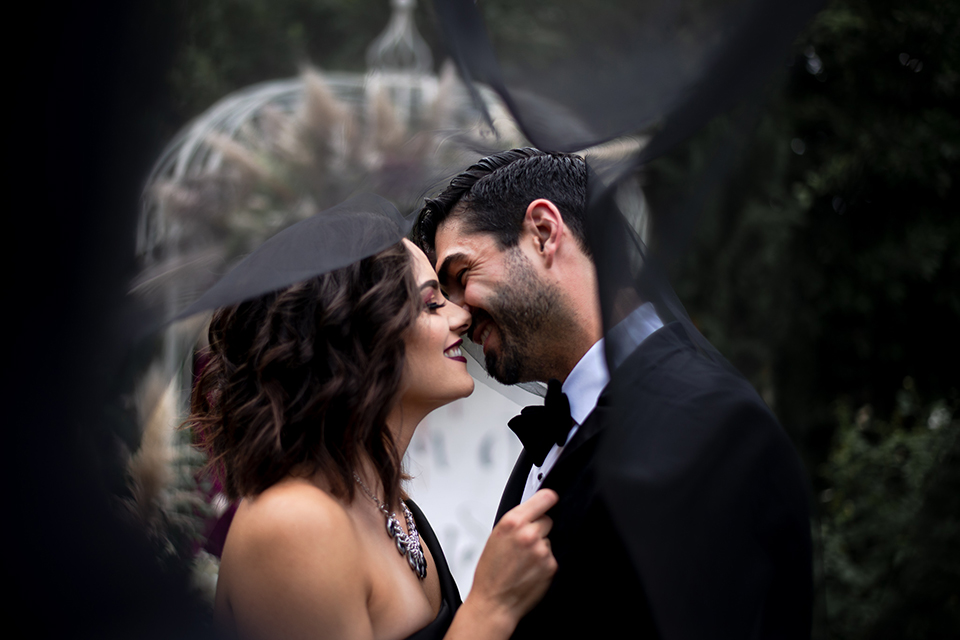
[562,338,609,427]
[606,301,664,369]
[562,302,664,426]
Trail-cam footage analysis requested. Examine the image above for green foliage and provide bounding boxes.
[819,388,960,638]
[643,3,960,633]
[651,0,960,449]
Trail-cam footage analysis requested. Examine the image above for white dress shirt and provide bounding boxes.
[520,303,664,503]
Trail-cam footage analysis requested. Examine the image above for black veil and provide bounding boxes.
[432,0,822,636]
[148,5,823,634]
[432,0,821,375]
[428,0,823,394]
[173,193,412,319]
[18,1,826,636]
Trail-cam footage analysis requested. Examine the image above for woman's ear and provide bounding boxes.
[522,199,564,267]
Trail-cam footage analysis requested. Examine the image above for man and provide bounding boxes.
[415,148,813,639]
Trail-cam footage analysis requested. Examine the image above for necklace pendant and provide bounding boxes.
[408,549,427,579]
[355,473,427,581]
[386,516,403,538]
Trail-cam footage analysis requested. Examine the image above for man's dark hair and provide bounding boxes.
[414,148,587,256]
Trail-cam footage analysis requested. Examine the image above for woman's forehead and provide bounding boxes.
[403,239,435,282]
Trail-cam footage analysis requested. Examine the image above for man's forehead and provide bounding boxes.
[434,218,500,278]
[434,216,469,252]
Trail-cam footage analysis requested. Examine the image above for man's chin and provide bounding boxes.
[485,352,523,387]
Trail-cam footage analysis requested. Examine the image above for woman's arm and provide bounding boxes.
[444,489,560,640]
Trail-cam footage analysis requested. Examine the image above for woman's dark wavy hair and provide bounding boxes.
[189,242,420,508]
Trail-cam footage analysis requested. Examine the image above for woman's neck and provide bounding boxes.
[384,399,431,460]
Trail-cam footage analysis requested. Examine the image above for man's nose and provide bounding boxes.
[458,300,473,316]
[446,289,466,307]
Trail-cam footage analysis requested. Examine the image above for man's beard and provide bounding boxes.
[481,250,570,385]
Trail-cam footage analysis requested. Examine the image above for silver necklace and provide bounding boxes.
[353,473,427,580]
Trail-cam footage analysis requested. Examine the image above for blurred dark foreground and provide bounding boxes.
[13,1,958,638]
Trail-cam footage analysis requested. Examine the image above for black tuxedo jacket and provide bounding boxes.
[495,323,812,639]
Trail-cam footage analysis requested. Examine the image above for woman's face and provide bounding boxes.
[400,239,474,413]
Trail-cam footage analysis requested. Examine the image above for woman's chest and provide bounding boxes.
[361,524,442,640]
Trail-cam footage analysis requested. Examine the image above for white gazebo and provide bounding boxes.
[132,0,531,598]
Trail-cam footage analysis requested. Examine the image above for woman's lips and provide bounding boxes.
[444,340,467,363]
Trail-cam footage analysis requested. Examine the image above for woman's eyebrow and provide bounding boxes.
[419,280,440,291]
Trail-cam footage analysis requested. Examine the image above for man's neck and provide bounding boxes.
[555,333,601,383]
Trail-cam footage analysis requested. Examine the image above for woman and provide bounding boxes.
[189,237,557,640]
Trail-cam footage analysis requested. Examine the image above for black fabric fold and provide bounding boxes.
[404,499,462,640]
[174,192,412,320]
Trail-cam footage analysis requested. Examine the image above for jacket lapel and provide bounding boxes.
[544,322,684,487]
[495,449,533,524]
[497,400,606,525]
[493,370,607,526]
[543,392,608,487]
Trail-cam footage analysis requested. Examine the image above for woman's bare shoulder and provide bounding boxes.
[220,479,375,639]
[232,478,356,545]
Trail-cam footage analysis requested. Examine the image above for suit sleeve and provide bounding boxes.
[598,376,813,639]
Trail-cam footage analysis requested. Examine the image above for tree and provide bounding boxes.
[645,0,959,635]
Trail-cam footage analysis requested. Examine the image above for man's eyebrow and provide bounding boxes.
[437,252,468,287]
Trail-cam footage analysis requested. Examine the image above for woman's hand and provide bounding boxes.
[447,489,559,639]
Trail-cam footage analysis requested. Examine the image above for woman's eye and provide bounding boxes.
[425,300,445,312]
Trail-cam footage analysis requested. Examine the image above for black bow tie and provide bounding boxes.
[508,379,573,467]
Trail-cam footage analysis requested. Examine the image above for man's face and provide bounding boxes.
[433,217,563,385]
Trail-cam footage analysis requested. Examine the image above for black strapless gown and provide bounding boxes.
[403,499,463,640]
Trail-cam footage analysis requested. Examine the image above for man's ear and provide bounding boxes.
[522,199,564,267]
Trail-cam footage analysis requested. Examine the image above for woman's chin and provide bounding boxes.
[433,377,475,411]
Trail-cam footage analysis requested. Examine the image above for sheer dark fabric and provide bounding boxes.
[433,2,820,637]
[175,192,412,319]
[434,0,821,158]
[72,2,822,636]
[433,0,821,331]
